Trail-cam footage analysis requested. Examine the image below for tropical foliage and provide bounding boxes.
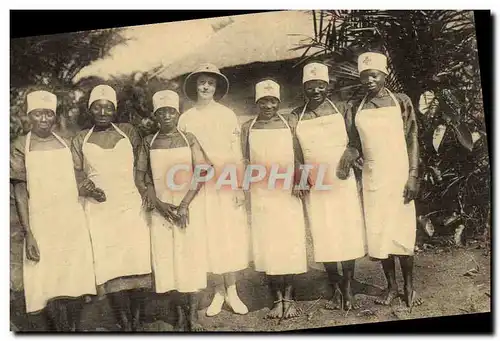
[10,29,128,139]
[295,10,490,242]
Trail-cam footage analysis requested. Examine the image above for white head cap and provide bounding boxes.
[88,85,117,109]
[303,62,329,84]
[358,52,389,75]
[27,90,57,114]
[255,80,280,103]
[153,90,180,113]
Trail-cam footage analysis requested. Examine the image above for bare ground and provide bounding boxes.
[11,243,491,332]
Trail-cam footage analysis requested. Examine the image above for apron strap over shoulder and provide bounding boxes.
[299,98,341,123]
[177,129,191,148]
[83,126,95,145]
[51,132,69,149]
[24,131,32,155]
[24,131,69,154]
[150,131,160,147]
[111,122,129,139]
[357,88,401,114]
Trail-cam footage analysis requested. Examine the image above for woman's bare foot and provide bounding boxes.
[283,299,302,319]
[189,321,205,332]
[325,289,342,310]
[174,306,188,332]
[404,287,423,312]
[265,300,283,319]
[375,289,399,306]
[118,316,133,332]
[131,312,141,332]
[343,281,360,311]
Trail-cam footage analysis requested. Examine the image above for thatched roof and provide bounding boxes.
[154,10,318,80]
[72,17,218,83]
[73,11,318,84]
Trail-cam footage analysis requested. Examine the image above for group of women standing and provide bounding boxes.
[10,51,422,332]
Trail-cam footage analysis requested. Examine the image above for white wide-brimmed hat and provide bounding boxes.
[26,90,57,114]
[358,52,389,75]
[255,79,280,103]
[153,90,180,113]
[88,84,117,109]
[183,63,229,102]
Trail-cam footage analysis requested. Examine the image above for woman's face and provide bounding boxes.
[257,96,280,119]
[360,70,386,94]
[29,109,56,135]
[196,74,217,101]
[89,99,116,128]
[304,80,328,103]
[154,107,180,130]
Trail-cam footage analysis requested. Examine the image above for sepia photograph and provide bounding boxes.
[9,9,491,332]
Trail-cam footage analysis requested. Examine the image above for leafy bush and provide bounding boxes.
[295,10,490,239]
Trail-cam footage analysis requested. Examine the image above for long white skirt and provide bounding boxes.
[251,188,308,275]
[150,195,208,293]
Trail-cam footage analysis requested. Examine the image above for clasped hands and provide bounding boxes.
[142,187,189,228]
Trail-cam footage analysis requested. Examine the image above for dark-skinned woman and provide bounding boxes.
[241,79,308,320]
[291,62,366,312]
[348,52,423,310]
[137,90,211,331]
[10,90,96,331]
[70,85,153,331]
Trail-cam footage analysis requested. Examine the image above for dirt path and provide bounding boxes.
[11,245,490,332]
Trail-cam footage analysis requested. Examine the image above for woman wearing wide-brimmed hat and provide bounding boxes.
[178,63,249,317]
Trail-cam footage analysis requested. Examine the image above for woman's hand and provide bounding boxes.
[403,175,419,204]
[156,200,178,223]
[233,190,246,208]
[80,178,95,192]
[292,186,309,199]
[79,178,97,197]
[175,204,190,229]
[25,231,40,262]
[336,148,360,180]
[91,188,106,202]
[142,186,156,211]
[353,157,364,171]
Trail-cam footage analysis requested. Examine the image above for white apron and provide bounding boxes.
[296,100,367,262]
[355,90,417,259]
[249,115,307,275]
[23,131,96,313]
[82,123,151,285]
[149,131,208,293]
[178,103,249,274]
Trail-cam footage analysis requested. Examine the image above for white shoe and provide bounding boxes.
[225,285,248,315]
[206,290,225,317]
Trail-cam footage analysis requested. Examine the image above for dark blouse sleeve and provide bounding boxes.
[70,130,88,172]
[240,120,252,166]
[343,100,363,156]
[136,135,153,173]
[290,106,302,119]
[118,123,143,168]
[284,113,303,162]
[10,135,27,183]
[138,135,155,186]
[396,93,419,176]
[185,132,212,168]
[283,114,308,185]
